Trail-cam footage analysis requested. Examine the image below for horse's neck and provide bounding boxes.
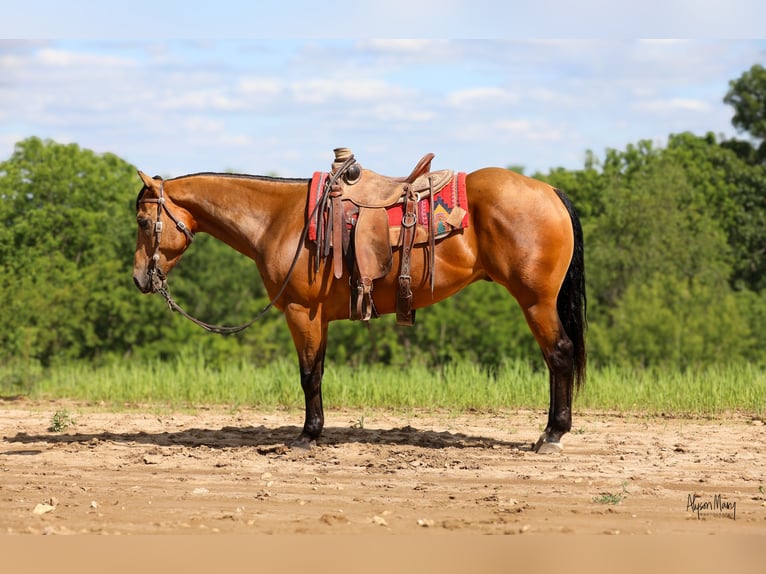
[171,175,306,256]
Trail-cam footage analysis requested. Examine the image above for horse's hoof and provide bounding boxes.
[290,435,317,450]
[533,433,563,454]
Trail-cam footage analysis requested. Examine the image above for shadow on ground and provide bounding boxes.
[4,423,531,453]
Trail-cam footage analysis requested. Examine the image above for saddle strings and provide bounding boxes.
[314,154,356,273]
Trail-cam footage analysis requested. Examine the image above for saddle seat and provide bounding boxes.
[342,153,452,208]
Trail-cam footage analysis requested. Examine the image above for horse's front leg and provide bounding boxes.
[284,304,328,449]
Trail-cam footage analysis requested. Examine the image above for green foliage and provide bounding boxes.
[327,281,537,370]
[0,137,154,365]
[724,63,766,163]
[48,409,76,432]
[0,138,289,370]
[2,62,766,391]
[540,131,766,368]
[665,132,766,291]
[593,483,629,505]
[604,275,751,369]
[8,357,764,417]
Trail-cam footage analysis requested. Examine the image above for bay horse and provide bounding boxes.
[132,159,586,453]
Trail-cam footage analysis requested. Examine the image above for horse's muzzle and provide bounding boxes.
[133,267,167,294]
[133,273,153,294]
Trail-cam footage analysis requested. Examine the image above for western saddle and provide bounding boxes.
[313,147,454,326]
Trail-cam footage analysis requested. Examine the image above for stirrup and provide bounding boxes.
[351,277,374,321]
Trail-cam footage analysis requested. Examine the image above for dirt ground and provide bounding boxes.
[1,401,765,536]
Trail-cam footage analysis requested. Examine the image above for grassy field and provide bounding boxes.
[2,355,764,416]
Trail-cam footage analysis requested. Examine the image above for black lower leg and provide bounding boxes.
[293,364,324,448]
[545,336,574,443]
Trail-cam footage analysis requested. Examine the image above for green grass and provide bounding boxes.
[48,408,76,432]
[593,482,629,505]
[1,355,764,416]
[579,362,766,415]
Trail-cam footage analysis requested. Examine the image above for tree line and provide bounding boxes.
[1,65,765,377]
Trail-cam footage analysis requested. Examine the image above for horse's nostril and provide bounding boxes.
[133,274,148,293]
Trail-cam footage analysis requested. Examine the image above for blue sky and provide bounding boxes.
[2,3,766,177]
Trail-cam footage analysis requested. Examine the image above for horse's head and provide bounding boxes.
[132,171,195,294]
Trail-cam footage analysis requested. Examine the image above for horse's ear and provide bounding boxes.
[137,170,155,188]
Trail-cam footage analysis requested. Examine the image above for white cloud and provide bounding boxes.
[495,119,564,142]
[365,105,434,123]
[158,90,244,112]
[361,39,447,53]
[0,53,25,69]
[496,119,533,134]
[0,133,23,161]
[634,97,712,113]
[36,48,135,69]
[290,78,410,104]
[237,77,283,97]
[181,117,226,134]
[0,38,763,177]
[446,87,519,108]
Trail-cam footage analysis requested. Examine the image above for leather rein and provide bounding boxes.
[137,159,356,334]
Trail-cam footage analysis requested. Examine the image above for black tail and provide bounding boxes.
[553,188,587,389]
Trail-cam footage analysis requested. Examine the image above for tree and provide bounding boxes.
[540,134,766,367]
[0,137,146,365]
[723,63,766,164]
[0,137,282,368]
[606,274,752,369]
[2,129,765,374]
[665,132,766,292]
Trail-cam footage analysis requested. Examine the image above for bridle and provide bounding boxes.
[138,180,195,294]
[135,156,356,335]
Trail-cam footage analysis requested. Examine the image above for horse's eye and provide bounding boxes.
[137,217,151,231]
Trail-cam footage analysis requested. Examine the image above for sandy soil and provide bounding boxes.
[1,401,764,535]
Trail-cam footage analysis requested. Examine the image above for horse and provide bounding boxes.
[132,157,586,453]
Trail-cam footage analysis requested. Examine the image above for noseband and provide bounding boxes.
[138,180,195,292]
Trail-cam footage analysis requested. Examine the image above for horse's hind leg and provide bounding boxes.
[521,300,575,453]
